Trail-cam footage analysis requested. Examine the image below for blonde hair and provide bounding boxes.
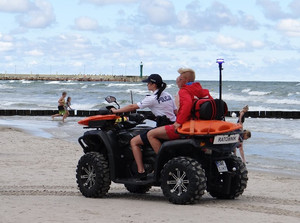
[177,68,195,82]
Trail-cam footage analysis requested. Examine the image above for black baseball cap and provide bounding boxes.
[142,74,162,85]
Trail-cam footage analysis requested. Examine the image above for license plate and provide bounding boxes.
[213,134,239,144]
[216,160,228,172]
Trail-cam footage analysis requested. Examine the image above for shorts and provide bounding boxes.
[140,130,150,146]
[165,124,180,140]
[58,106,66,115]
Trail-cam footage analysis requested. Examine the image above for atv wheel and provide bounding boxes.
[76,152,111,198]
[124,184,152,194]
[161,157,206,205]
[209,156,248,199]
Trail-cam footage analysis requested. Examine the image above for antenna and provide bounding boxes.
[216,58,225,120]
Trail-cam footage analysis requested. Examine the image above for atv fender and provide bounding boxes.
[154,139,200,181]
[78,130,118,180]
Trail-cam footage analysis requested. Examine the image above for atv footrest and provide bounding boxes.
[114,177,156,185]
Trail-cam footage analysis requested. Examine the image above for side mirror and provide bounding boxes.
[105,96,116,103]
[105,95,120,109]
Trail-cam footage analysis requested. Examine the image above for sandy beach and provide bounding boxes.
[0,126,299,223]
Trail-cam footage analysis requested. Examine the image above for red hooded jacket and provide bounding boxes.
[176,82,212,124]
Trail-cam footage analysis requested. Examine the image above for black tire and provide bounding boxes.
[124,184,152,194]
[161,157,206,205]
[209,156,248,199]
[76,152,111,198]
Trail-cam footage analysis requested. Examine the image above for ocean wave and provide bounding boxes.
[126,89,149,95]
[20,80,32,84]
[241,88,251,93]
[0,84,13,89]
[45,81,61,84]
[45,81,77,85]
[107,83,143,87]
[248,91,271,96]
[266,98,300,105]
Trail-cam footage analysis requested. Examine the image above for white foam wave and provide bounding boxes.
[20,80,32,84]
[241,88,251,93]
[248,91,271,96]
[0,84,13,89]
[266,98,300,105]
[45,81,60,84]
[107,83,143,87]
[71,103,99,110]
[126,89,149,95]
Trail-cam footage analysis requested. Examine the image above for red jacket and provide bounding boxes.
[176,82,212,124]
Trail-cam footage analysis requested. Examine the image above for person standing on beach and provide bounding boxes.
[51,92,68,122]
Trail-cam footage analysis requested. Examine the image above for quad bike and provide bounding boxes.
[75,95,248,204]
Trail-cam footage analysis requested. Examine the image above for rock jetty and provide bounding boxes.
[0,73,144,82]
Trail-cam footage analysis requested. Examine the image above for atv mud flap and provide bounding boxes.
[215,160,234,195]
[220,172,235,195]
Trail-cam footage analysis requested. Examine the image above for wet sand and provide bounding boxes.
[0,126,299,223]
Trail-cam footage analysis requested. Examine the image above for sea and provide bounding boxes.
[0,79,300,176]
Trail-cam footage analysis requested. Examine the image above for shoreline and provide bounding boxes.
[0,126,299,222]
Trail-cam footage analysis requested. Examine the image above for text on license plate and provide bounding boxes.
[216,160,228,172]
[213,134,239,144]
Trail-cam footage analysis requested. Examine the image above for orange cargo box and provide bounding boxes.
[177,120,242,136]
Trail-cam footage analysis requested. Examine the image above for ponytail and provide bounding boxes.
[155,82,167,103]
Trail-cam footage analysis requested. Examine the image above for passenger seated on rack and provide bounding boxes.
[147,68,212,157]
[111,74,177,180]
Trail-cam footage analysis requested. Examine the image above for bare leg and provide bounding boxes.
[130,135,145,173]
[147,126,169,154]
[239,144,246,163]
[52,113,62,120]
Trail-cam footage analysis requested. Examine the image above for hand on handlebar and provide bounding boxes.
[110,108,117,114]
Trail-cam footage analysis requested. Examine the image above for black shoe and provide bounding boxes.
[133,172,147,180]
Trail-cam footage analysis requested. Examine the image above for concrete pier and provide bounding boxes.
[0,73,143,82]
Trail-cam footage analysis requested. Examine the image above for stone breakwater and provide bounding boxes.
[0,73,144,82]
[1,109,300,119]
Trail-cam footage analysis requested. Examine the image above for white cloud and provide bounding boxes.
[139,0,176,26]
[17,0,55,28]
[0,41,13,52]
[25,49,44,56]
[256,0,288,20]
[0,0,31,12]
[251,40,265,48]
[277,19,300,37]
[0,33,14,51]
[28,60,38,65]
[214,35,246,50]
[175,35,196,48]
[81,0,137,5]
[74,16,100,31]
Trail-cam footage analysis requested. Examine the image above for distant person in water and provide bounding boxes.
[52,92,68,122]
[237,105,249,127]
[66,97,73,111]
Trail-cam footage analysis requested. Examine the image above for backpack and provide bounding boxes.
[191,98,228,120]
[191,98,216,120]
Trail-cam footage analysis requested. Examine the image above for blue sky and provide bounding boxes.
[0,0,299,81]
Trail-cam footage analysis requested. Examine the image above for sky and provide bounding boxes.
[0,0,300,81]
